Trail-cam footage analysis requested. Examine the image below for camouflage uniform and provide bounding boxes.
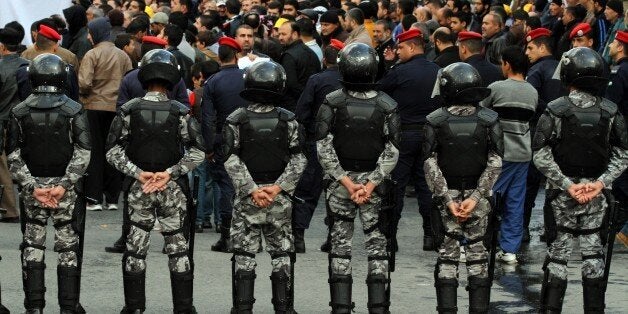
[534,90,628,280]
[423,106,502,280]
[224,103,306,312]
[7,94,91,312]
[106,92,205,313]
[316,89,400,314]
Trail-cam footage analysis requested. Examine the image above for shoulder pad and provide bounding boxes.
[120,98,142,115]
[11,100,30,118]
[546,97,571,116]
[426,107,448,126]
[59,98,82,116]
[599,98,618,116]
[476,107,499,125]
[324,89,347,108]
[226,107,249,125]
[171,100,190,115]
[376,92,397,114]
[277,107,296,121]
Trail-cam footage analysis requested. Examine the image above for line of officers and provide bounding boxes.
[3,32,628,314]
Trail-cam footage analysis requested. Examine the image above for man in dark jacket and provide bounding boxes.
[0,27,28,223]
[164,24,194,89]
[277,20,321,112]
[433,26,460,68]
[458,31,503,86]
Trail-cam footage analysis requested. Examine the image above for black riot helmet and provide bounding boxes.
[433,62,491,105]
[240,60,287,104]
[556,47,608,94]
[337,42,379,91]
[138,49,181,90]
[29,53,68,93]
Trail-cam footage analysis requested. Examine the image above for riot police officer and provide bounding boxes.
[6,53,91,314]
[223,60,306,313]
[533,47,628,313]
[106,49,205,314]
[423,62,504,313]
[315,43,400,314]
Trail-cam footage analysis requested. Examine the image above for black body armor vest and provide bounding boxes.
[549,97,613,178]
[17,94,80,177]
[329,94,386,172]
[428,107,496,190]
[238,109,292,184]
[126,100,184,172]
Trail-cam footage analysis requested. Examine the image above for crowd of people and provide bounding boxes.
[0,0,627,313]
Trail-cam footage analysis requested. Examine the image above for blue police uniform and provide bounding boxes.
[293,66,342,232]
[607,57,628,206]
[378,54,442,246]
[201,64,248,240]
[464,54,503,87]
[116,68,190,110]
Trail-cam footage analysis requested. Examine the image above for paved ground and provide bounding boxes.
[1,190,627,313]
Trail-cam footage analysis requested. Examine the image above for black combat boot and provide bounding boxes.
[434,277,458,314]
[540,272,567,314]
[58,265,86,313]
[582,277,606,314]
[105,235,126,253]
[232,270,256,314]
[23,261,46,312]
[212,217,232,253]
[422,215,435,251]
[294,228,305,253]
[329,274,354,314]
[121,270,145,313]
[270,271,295,314]
[466,276,491,313]
[320,235,331,253]
[171,270,196,314]
[366,274,389,314]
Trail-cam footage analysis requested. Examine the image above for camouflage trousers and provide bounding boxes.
[21,179,80,267]
[231,187,294,276]
[124,180,190,273]
[547,191,606,280]
[437,189,491,279]
[326,173,388,276]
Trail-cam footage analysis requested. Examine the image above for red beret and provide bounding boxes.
[142,36,167,47]
[38,25,61,41]
[525,28,551,43]
[396,28,421,44]
[569,23,592,40]
[457,31,482,42]
[329,39,344,51]
[218,36,242,52]
[616,30,628,44]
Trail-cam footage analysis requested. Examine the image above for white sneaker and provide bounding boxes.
[107,204,118,210]
[86,204,102,211]
[496,250,518,264]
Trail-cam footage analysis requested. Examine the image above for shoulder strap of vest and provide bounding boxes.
[426,107,449,126]
[375,92,397,114]
[476,107,499,126]
[58,97,82,116]
[171,100,190,115]
[120,98,142,115]
[226,107,249,125]
[325,89,347,108]
[546,96,572,117]
[12,100,30,118]
[277,107,296,121]
[598,97,618,116]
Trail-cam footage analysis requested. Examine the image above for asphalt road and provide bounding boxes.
[1,190,627,313]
